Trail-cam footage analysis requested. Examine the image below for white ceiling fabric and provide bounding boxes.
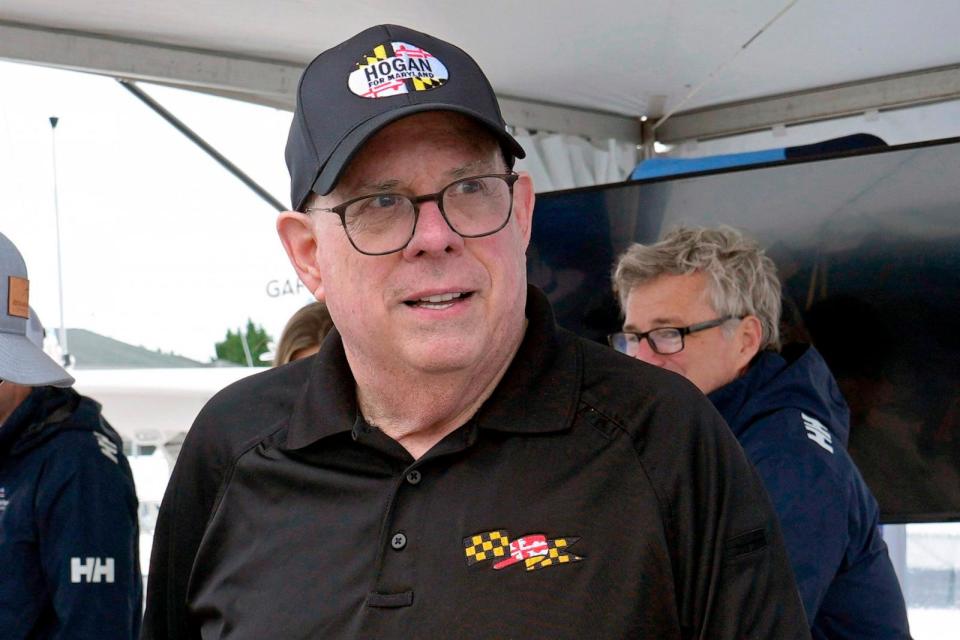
[2,0,959,118]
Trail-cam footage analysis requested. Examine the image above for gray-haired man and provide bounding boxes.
[612,225,910,639]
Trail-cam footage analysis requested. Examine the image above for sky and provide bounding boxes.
[0,59,315,362]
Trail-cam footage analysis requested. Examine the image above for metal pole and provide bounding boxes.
[639,118,656,161]
[49,116,70,366]
[652,0,800,134]
[882,524,909,596]
[117,80,287,212]
[239,326,254,367]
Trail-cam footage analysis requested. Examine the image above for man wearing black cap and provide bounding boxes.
[143,25,809,639]
[0,232,142,639]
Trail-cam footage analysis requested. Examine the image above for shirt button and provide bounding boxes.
[391,532,407,550]
[405,470,422,485]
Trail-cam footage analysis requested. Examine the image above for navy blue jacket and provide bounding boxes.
[709,346,910,639]
[0,386,142,639]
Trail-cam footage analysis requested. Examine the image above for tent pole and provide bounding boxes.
[118,79,287,212]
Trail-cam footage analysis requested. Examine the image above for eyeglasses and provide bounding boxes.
[607,316,740,356]
[305,172,520,256]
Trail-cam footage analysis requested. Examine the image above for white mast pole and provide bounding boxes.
[49,116,70,366]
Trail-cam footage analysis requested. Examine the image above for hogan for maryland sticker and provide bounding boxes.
[349,41,449,98]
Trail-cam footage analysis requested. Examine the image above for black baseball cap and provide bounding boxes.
[285,24,525,211]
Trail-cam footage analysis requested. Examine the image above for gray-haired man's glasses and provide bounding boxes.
[608,316,741,356]
[305,172,519,256]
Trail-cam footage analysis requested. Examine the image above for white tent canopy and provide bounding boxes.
[2,0,960,146]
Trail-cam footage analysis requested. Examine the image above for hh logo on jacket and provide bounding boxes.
[70,557,115,583]
[802,412,834,454]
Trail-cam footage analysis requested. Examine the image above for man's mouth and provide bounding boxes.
[404,291,473,310]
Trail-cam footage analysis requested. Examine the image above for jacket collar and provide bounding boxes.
[708,351,783,438]
[0,386,83,456]
[709,344,850,445]
[0,386,44,454]
[283,285,580,451]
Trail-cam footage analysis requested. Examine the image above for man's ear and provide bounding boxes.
[735,315,764,370]
[277,211,325,301]
[513,172,536,248]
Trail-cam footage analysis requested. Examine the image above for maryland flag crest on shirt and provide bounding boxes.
[463,530,583,572]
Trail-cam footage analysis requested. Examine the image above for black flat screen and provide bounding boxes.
[528,137,960,523]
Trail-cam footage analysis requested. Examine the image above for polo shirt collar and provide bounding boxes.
[284,330,358,449]
[473,286,581,434]
[283,285,581,450]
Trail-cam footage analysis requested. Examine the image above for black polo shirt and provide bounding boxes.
[142,287,809,640]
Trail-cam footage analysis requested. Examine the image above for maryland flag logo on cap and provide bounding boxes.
[463,530,583,572]
[348,41,449,98]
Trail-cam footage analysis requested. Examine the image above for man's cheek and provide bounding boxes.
[661,359,686,377]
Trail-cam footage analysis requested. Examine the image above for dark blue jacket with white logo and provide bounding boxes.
[709,345,910,639]
[0,386,142,639]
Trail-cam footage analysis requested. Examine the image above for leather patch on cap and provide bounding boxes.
[7,276,29,318]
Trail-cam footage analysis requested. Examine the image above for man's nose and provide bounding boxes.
[402,199,464,258]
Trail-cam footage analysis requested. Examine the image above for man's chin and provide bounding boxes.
[397,338,485,375]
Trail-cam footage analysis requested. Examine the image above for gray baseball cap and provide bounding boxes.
[285,24,525,211]
[0,232,74,387]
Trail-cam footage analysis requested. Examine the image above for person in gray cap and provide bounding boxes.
[0,232,142,640]
[143,25,808,639]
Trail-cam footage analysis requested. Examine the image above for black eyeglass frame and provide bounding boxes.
[304,172,520,256]
[608,315,742,356]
